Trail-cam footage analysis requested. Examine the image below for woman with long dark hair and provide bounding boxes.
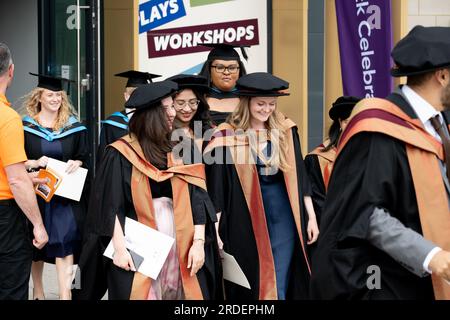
[304,96,360,223]
[168,74,213,164]
[73,81,221,300]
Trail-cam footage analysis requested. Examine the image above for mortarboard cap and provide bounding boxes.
[115,70,161,88]
[29,72,74,92]
[166,74,209,93]
[328,96,361,121]
[202,43,249,61]
[236,72,290,97]
[391,26,450,77]
[124,80,178,111]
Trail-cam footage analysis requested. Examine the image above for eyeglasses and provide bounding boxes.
[174,99,200,110]
[211,64,240,74]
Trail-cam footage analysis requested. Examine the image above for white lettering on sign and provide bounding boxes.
[153,26,254,53]
[140,0,180,26]
[355,0,382,98]
[169,0,179,14]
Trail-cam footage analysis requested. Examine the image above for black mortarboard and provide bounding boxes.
[236,72,290,97]
[202,43,249,61]
[328,96,361,121]
[166,74,209,92]
[391,26,450,77]
[124,80,178,111]
[29,72,73,92]
[115,70,161,88]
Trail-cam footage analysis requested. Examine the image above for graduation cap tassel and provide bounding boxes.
[240,47,248,61]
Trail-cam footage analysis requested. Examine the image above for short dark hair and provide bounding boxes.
[0,43,12,76]
[407,72,434,87]
[407,67,450,87]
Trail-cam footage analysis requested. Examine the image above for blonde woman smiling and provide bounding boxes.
[22,73,88,300]
[205,72,319,300]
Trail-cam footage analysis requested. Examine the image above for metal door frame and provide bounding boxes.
[38,0,102,172]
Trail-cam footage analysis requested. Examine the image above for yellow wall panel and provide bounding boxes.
[104,0,135,116]
[324,0,343,138]
[272,0,308,151]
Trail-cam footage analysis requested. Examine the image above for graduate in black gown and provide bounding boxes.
[22,73,89,300]
[205,72,319,300]
[73,80,222,300]
[97,70,160,162]
[199,44,248,126]
[167,74,213,162]
[310,26,450,300]
[304,96,360,224]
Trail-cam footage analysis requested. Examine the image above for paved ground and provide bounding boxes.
[28,263,107,300]
[28,263,60,300]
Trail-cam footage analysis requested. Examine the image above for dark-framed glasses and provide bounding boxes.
[211,64,240,74]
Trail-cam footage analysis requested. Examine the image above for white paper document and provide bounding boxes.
[222,251,251,289]
[46,158,88,202]
[104,217,175,280]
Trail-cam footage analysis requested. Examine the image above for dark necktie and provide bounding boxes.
[430,114,450,182]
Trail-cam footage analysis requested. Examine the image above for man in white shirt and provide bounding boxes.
[311,26,450,300]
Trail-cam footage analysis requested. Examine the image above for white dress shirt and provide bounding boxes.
[402,85,445,142]
[401,85,445,274]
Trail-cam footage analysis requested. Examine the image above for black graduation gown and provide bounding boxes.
[174,128,209,165]
[73,146,222,300]
[206,126,313,300]
[309,93,436,300]
[97,111,129,163]
[23,116,89,263]
[209,111,231,127]
[304,154,326,225]
[207,88,239,126]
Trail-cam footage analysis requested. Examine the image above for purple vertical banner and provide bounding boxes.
[335,0,393,98]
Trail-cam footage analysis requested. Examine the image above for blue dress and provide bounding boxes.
[41,137,80,258]
[256,142,296,300]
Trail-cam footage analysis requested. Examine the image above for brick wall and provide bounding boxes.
[408,0,450,30]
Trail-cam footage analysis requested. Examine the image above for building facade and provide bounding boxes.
[2,0,448,167]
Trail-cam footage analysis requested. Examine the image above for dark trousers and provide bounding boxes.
[0,201,32,300]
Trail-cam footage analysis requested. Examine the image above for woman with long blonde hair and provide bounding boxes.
[205,72,319,300]
[22,73,89,300]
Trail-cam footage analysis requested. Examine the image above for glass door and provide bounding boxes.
[39,0,101,170]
